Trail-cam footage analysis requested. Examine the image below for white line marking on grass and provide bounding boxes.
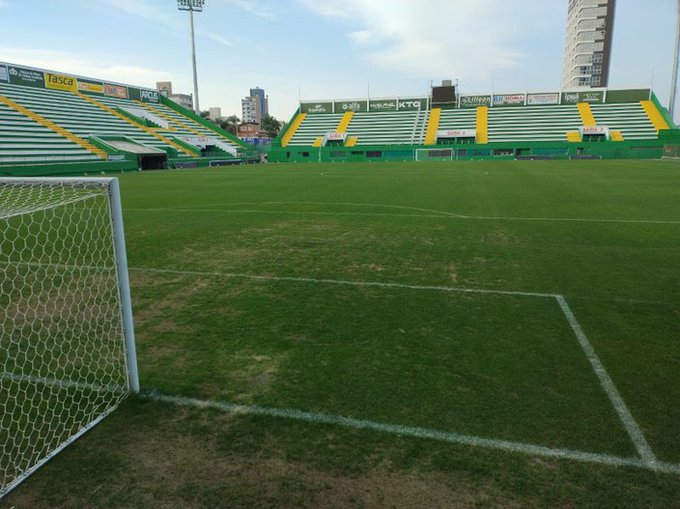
[555,295,660,468]
[141,390,680,475]
[132,266,559,299]
[126,201,680,225]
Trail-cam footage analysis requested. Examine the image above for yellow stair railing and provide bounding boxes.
[424,108,442,145]
[476,107,488,144]
[281,113,307,147]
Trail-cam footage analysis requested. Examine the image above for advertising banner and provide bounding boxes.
[77,79,104,95]
[104,83,128,99]
[0,64,8,83]
[460,95,491,108]
[492,94,525,107]
[397,98,427,111]
[326,132,347,141]
[7,65,45,88]
[180,135,212,148]
[45,72,77,93]
[369,99,397,112]
[561,90,604,105]
[527,93,559,106]
[140,89,160,103]
[580,126,609,135]
[335,100,368,113]
[301,101,333,114]
[437,129,476,138]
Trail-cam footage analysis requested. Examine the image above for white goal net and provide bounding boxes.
[414,148,454,161]
[0,177,138,498]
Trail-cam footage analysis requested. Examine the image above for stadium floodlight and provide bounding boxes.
[0,177,138,499]
[670,0,680,120]
[177,0,205,113]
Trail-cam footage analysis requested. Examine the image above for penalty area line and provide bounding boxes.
[141,390,680,475]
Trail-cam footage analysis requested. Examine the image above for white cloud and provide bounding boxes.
[222,0,275,19]
[299,0,525,81]
[0,47,172,87]
[205,33,233,47]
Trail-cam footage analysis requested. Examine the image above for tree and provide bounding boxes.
[199,110,210,119]
[261,114,281,138]
[220,115,240,135]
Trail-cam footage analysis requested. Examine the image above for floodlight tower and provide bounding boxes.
[177,0,204,113]
[670,0,680,121]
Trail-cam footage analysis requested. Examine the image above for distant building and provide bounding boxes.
[208,107,222,121]
[237,121,268,139]
[156,81,193,110]
[241,86,269,125]
[561,0,616,89]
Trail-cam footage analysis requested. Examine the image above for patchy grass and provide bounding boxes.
[3,160,680,507]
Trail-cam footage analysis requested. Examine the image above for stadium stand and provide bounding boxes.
[343,110,429,146]
[0,62,250,174]
[590,102,660,140]
[285,113,344,146]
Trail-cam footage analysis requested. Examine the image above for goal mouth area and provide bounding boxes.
[0,176,138,499]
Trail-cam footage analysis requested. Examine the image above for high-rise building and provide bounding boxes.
[561,0,616,89]
[250,87,269,118]
[241,87,269,124]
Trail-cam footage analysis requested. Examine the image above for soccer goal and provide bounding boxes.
[414,148,455,161]
[0,177,138,499]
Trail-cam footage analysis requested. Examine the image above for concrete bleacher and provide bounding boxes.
[0,101,101,164]
[286,113,344,146]
[589,103,658,140]
[0,82,184,157]
[487,105,584,143]
[437,109,477,132]
[344,110,429,146]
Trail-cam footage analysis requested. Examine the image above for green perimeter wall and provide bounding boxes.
[269,137,680,163]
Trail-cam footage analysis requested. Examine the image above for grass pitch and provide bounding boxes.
[4,159,680,508]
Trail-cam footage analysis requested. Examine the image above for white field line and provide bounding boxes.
[132,266,558,299]
[2,262,667,470]
[555,296,660,468]
[124,200,680,225]
[141,390,680,475]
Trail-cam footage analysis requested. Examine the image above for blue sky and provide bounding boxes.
[0,0,677,121]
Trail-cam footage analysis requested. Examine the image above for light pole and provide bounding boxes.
[669,0,680,121]
[177,0,204,114]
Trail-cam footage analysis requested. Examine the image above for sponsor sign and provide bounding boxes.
[7,66,45,88]
[580,126,609,135]
[301,101,333,114]
[492,94,525,107]
[335,100,368,113]
[104,83,128,99]
[107,154,127,161]
[0,64,8,83]
[45,72,76,92]
[527,93,559,106]
[369,99,397,112]
[180,135,212,148]
[140,89,160,103]
[437,129,476,139]
[326,132,347,141]
[397,98,427,111]
[561,90,604,105]
[460,95,491,108]
[77,79,104,95]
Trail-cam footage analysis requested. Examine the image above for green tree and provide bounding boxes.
[220,115,240,135]
[261,114,281,138]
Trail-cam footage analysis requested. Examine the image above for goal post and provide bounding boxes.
[0,177,138,499]
[414,148,455,161]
